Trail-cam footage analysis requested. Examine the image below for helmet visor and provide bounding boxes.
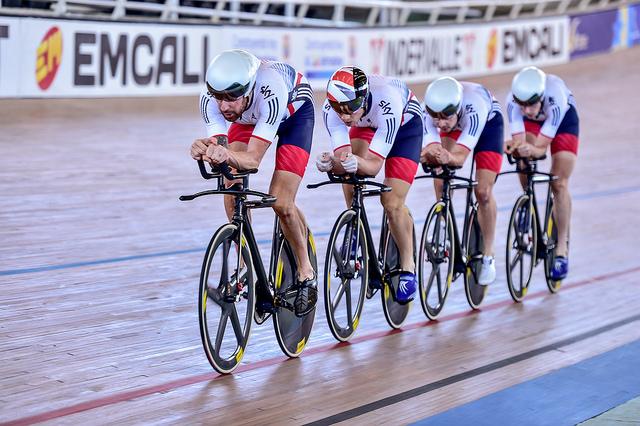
[513,93,542,107]
[425,103,459,119]
[207,81,250,101]
[328,96,365,115]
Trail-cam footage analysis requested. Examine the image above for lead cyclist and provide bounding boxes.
[189,49,317,314]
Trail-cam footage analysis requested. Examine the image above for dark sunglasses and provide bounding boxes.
[425,103,459,120]
[513,94,542,107]
[207,82,249,102]
[328,96,365,115]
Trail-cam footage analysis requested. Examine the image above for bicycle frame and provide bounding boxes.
[179,161,283,311]
[416,165,478,274]
[500,156,557,264]
[308,173,392,284]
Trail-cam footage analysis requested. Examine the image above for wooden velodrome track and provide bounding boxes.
[1,47,640,425]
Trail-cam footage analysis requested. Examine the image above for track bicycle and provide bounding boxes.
[415,164,486,320]
[498,154,560,302]
[180,161,317,373]
[307,173,415,342]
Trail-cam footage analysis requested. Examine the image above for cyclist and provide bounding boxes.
[189,49,317,314]
[316,66,424,304]
[421,77,504,286]
[505,66,579,280]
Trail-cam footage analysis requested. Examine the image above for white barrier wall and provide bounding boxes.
[0,15,569,98]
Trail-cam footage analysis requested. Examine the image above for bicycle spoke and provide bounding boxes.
[229,304,245,347]
[332,244,345,269]
[332,278,347,310]
[215,310,230,353]
[219,240,230,288]
[345,278,353,327]
[207,286,224,308]
[435,266,443,301]
[519,254,524,288]
[510,250,523,271]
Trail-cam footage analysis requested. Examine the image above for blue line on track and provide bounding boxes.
[2,185,639,277]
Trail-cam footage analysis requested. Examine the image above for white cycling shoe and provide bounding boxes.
[478,255,496,286]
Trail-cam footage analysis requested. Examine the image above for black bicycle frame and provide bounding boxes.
[180,160,279,308]
[417,165,477,273]
[501,156,556,262]
[308,173,392,283]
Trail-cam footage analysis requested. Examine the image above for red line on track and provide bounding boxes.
[5,265,640,426]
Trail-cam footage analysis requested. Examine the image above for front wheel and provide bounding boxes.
[324,210,368,342]
[418,202,455,320]
[505,195,537,302]
[380,214,414,329]
[464,207,487,309]
[199,223,255,374]
[272,228,318,357]
[543,204,562,293]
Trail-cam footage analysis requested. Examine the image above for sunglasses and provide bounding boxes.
[207,82,249,102]
[513,94,542,107]
[425,103,459,120]
[328,96,365,115]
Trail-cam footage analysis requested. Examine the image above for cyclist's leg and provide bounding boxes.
[270,171,313,278]
[473,113,504,257]
[381,179,414,271]
[223,124,252,221]
[382,115,422,273]
[271,100,315,281]
[549,106,579,258]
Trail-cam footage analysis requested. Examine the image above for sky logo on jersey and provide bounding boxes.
[486,29,498,69]
[36,27,62,91]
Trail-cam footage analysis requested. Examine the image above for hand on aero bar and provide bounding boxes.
[205,142,230,165]
[190,137,213,161]
[316,151,334,172]
[340,152,358,173]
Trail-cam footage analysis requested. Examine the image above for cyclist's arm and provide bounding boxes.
[228,81,289,170]
[456,95,489,153]
[226,137,271,170]
[323,101,351,151]
[200,91,228,138]
[537,87,569,147]
[505,95,526,153]
[363,99,403,175]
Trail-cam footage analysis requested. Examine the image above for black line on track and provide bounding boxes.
[304,313,640,425]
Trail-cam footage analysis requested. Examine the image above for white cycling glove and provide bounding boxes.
[341,153,358,173]
[316,152,334,172]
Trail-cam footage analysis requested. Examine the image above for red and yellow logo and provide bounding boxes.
[486,29,498,69]
[36,27,62,91]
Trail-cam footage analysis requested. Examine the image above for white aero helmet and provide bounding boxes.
[512,66,546,106]
[206,49,261,100]
[424,77,464,119]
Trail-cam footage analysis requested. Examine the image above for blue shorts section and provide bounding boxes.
[387,114,423,162]
[412,338,640,426]
[277,99,314,153]
[474,112,504,155]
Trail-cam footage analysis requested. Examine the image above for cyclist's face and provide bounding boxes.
[520,101,542,119]
[433,114,458,133]
[337,108,365,126]
[217,96,249,122]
